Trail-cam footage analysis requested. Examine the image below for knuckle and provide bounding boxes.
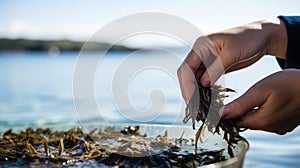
[244,88,259,100]
[193,37,213,60]
[194,36,209,47]
[231,100,245,117]
[177,63,191,77]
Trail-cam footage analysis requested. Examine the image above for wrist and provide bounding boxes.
[265,18,288,59]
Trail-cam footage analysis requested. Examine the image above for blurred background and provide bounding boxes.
[1,0,300,167]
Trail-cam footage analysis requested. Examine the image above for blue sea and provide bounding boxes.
[0,49,300,167]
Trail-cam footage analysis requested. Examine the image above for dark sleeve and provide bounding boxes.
[277,16,300,69]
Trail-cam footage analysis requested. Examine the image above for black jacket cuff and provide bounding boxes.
[277,15,300,69]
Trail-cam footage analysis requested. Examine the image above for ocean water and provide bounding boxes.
[0,50,300,167]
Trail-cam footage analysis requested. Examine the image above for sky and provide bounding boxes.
[0,0,299,46]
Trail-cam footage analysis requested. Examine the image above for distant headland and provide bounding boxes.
[0,38,135,52]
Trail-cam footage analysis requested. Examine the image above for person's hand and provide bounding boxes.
[219,69,300,135]
[178,18,287,102]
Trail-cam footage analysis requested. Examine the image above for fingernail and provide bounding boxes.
[201,76,210,87]
[219,106,230,118]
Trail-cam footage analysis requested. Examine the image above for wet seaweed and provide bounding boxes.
[0,126,226,167]
[183,82,245,157]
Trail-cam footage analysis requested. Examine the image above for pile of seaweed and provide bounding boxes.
[0,125,226,167]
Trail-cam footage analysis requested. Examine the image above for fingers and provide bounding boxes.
[219,86,269,119]
[192,36,224,87]
[236,110,295,135]
[178,36,216,102]
[235,110,273,132]
[177,50,202,102]
[177,63,196,102]
[183,50,203,73]
[200,52,233,86]
[235,109,263,130]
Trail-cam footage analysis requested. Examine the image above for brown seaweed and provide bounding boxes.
[0,125,227,167]
[183,82,245,157]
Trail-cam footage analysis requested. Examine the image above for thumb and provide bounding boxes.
[219,88,266,119]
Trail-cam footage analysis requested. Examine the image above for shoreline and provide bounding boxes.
[0,38,136,52]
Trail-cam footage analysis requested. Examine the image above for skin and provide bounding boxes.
[178,18,300,134]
